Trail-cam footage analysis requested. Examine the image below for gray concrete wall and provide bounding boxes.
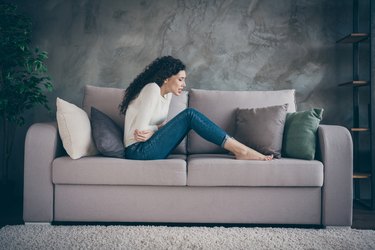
[2,0,361,195]
[16,0,351,123]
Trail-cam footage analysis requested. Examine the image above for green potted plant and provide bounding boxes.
[0,2,53,189]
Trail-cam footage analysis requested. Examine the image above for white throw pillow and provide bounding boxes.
[56,97,98,159]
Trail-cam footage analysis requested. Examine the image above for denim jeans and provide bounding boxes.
[125,108,228,160]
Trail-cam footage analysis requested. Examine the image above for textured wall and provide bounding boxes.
[4,0,358,193]
[13,0,351,124]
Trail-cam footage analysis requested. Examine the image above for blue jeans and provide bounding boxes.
[125,108,228,160]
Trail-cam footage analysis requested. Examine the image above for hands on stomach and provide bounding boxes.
[134,121,165,142]
[134,129,154,142]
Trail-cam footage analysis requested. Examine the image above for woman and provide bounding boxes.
[119,56,273,161]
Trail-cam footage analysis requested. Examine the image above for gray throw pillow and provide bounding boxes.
[234,104,288,158]
[91,107,125,158]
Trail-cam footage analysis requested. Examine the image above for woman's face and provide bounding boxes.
[164,70,186,96]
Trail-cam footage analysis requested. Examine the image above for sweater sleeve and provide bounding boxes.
[133,84,160,131]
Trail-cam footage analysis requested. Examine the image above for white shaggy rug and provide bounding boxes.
[1,224,375,250]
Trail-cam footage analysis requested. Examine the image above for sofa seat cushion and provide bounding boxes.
[187,154,323,187]
[52,155,187,186]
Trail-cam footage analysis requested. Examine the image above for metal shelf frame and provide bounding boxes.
[338,0,374,210]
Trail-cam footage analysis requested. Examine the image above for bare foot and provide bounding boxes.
[223,137,274,161]
[235,148,273,161]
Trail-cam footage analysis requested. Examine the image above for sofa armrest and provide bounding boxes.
[23,122,64,222]
[318,125,353,226]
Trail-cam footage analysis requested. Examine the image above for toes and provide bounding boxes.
[263,154,274,161]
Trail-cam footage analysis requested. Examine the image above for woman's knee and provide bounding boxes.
[184,107,198,116]
[178,108,203,123]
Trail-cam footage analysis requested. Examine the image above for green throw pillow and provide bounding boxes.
[282,109,324,160]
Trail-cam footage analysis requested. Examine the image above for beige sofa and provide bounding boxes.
[23,85,353,226]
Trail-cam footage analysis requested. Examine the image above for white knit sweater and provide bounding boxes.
[124,83,172,147]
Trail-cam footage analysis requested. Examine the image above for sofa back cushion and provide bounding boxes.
[83,85,125,129]
[82,85,188,154]
[188,89,296,154]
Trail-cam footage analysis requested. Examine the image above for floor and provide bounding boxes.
[1,194,375,229]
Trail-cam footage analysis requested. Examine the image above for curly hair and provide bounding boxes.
[119,56,186,114]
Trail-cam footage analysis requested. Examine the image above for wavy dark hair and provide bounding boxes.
[119,56,186,114]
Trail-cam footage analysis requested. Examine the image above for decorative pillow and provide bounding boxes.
[91,107,125,158]
[282,109,324,160]
[56,98,98,159]
[234,104,288,158]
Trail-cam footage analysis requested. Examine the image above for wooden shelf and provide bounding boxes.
[351,128,370,132]
[338,80,369,87]
[354,172,371,179]
[336,33,369,43]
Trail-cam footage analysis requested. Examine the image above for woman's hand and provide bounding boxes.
[134,129,154,142]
